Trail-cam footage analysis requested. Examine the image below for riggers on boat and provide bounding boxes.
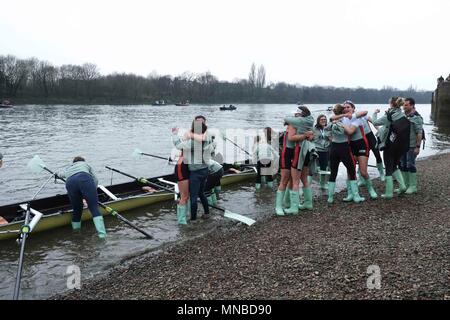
[0,163,256,241]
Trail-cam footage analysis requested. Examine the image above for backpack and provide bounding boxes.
[384,109,410,157]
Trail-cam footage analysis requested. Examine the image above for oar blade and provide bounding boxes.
[132,148,143,159]
[27,155,46,173]
[223,210,256,226]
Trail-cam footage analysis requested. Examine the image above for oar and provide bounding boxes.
[27,156,153,239]
[219,132,251,156]
[105,166,256,226]
[13,172,53,300]
[132,148,173,162]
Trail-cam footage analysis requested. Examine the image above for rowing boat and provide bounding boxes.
[0,163,256,241]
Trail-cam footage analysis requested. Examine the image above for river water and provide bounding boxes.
[0,103,449,299]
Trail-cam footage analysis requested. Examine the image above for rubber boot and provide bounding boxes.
[405,172,417,194]
[402,170,409,188]
[275,191,285,216]
[319,174,328,190]
[283,188,291,208]
[343,181,353,202]
[307,175,313,186]
[214,186,221,198]
[207,195,214,205]
[393,169,407,194]
[327,182,336,203]
[350,180,365,203]
[177,204,187,225]
[211,193,218,205]
[261,176,267,184]
[267,181,274,188]
[381,176,394,199]
[376,162,385,182]
[364,178,378,199]
[284,190,300,215]
[71,221,81,230]
[93,216,106,239]
[299,187,313,210]
[357,169,365,187]
[255,183,261,191]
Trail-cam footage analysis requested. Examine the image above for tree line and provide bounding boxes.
[0,55,432,105]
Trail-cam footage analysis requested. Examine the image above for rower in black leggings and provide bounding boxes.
[327,104,365,204]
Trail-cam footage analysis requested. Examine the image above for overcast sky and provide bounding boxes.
[0,0,448,90]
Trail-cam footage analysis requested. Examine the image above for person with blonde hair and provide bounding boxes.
[327,104,365,204]
[372,97,409,198]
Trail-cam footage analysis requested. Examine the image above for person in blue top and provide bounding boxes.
[57,156,106,239]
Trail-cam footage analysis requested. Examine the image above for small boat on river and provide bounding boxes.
[220,105,237,111]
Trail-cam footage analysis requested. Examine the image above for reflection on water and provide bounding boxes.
[0,103,449,299]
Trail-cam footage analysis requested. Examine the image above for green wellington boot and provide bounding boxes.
[207,195,214,205]
[327,182,336,203]
[284,190,300,215]
[364,178,378,199]
[283,188,291,208]
[267,181,274,188]
[299,187,313,210]
[93,216,107,239]
[319,174,328,190]
[402,170,409,189]
[343,180,353,202]
[405,172,417,194]
[376,162,386,182]
[357,169,365,187]
[381,176,394,199]
[71,221,81,230]
[393,169,407,194]
[275,191,285,216]
[177,204,187,225]
[211,193,218,205]
[255,183,261,191]
[350,180,365,203]
[214,186,221,197]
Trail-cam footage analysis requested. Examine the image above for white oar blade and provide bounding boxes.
[224,210,256,226]
[318,170,331,175]
[27,155,46,173]
[132,148,143,159]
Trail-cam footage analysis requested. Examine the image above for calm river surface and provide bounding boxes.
[0,103,449,299]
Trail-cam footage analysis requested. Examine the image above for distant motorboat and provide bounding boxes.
[175,100,190,106]
[0,100,13,108]
[152,100,166,106]
[220,104,237,111]
[327,106,333,111]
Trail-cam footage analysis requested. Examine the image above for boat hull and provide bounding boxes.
[0,167,256,240]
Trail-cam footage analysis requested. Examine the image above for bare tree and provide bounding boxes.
[256,64,266,88]
[248,63,256,88]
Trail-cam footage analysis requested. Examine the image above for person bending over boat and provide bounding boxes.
[327,105,365,204]
[252,127,278,190]
[56,156,106,238]
[172,119,214,222]
[283,105,315,213]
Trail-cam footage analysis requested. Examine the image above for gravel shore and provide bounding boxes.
[56,153,450,300]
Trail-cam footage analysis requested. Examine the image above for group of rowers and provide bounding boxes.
[0,99,424,237]
[253,97,424,215]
